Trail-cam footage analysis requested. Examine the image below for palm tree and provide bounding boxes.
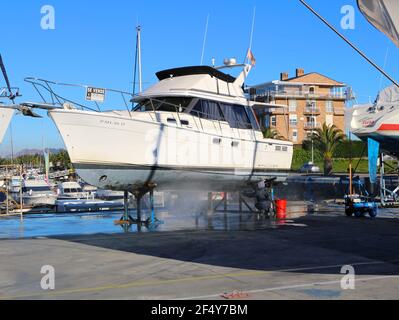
[310,123,346,175]
[263,128,284,140]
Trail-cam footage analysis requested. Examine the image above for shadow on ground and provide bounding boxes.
[50,213,399,276]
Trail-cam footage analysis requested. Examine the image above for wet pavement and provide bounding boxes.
[1,199,399,300]
[0,201,342,239]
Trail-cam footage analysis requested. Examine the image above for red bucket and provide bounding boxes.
[275,199,287,219]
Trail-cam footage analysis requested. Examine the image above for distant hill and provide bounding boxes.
[1,148,65,158]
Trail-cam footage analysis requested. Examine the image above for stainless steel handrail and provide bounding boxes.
[24,77,258,135]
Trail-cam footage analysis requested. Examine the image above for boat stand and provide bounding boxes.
[116,183,163,231]
[208,179,276,216]
[379,153,399,207]
[209,192,255,213]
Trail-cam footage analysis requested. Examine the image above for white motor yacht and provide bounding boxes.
[21,180,57,207]
[24,61,293,193]
[57,181,93,200]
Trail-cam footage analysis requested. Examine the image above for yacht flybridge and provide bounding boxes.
[22,62,293,192]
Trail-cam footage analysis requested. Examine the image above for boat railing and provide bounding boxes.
[1,87,20,98]
[24,77,257,137]
[24,77,136,116]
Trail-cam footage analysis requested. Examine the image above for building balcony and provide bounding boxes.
[334,109,345,115]
[304,107,321,115]
[304,122,321,130]
[253,90,347,101]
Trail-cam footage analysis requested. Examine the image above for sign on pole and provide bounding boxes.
[86,87,106,102]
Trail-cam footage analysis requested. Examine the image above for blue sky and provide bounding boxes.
[0,0,398,155]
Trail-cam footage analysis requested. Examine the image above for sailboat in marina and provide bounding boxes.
[0,54,17,144]
[0,54,41,144]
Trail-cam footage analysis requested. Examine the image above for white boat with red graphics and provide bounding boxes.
[349,85,399,156]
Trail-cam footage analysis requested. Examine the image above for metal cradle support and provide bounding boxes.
[379,153,399,207]
[208,178,277,216]
[118,183,163,230]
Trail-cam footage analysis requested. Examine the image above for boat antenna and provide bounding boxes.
[298,0,399,89]
[200,14,210,65]
[132,25,142,108]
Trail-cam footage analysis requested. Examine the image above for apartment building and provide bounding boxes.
[250,68,349,144]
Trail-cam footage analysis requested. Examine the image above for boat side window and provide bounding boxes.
[135,97,192,113]
[219,103,252,130]
[190,99,225,121]
[245,106,260,131]
[24,186,51,192]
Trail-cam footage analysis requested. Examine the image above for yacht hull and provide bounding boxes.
[49,109,293,192]
[21,195,57,208]
[348,104,399,156]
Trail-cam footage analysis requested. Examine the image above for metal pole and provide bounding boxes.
[150,189,155,225]
[137,26,142,93]
[349,163,353,196]
[299,0,399,89]
[6,166,9,216]
[136,194,142,223]
[380,153,386,204]
[123,190,129,221]
[19,165,23,221]
[311,102,315,163]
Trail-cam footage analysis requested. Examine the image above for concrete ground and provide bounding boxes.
[1,206,399,300]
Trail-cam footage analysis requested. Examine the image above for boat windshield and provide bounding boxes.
[64,188,83,193]
[22,186,52,193]
[134,97,193,112]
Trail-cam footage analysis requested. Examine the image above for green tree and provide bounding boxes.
[263,128,284,140]
[309,123,346,176]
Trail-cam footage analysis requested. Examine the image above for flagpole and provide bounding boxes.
[249,6,256,51]
[245,7,256,64]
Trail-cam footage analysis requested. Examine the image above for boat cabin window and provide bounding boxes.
[64,188,83,193]
[190,99,258,130]
[190,100,224,121]
[219,103,252,130]
[22,186,51,193]
[245,107,261,131]
[135,97,192,112]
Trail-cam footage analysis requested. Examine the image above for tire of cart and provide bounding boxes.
[368,208,378,218]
